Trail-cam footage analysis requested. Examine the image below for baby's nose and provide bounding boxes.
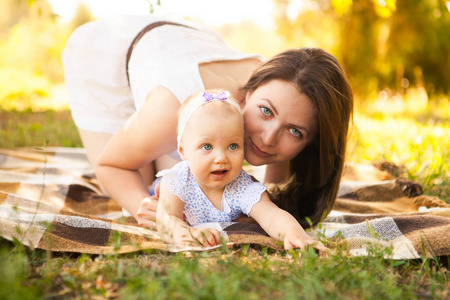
[213,151,228,164]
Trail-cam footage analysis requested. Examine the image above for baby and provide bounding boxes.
[156,90,326,251]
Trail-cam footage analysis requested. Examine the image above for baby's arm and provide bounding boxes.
[156,179,221,247]
[249,192,327,251]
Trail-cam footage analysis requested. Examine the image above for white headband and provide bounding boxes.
[177,91,242,146]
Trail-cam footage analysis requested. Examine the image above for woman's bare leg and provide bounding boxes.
[78,129,111,169]
[78,128,156,190]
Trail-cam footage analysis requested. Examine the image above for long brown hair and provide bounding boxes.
[242,48,353,228]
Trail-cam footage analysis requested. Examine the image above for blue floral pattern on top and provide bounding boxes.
[156,161,267,227]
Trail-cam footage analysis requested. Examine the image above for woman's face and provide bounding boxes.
[242,79,318,166]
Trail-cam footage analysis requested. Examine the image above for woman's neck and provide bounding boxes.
[264,161,291,184]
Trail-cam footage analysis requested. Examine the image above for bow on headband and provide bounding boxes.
[202,91,230,101]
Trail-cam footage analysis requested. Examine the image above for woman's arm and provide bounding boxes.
[249,192,327,251]
[96,87,180,221]
[156,179,221,247]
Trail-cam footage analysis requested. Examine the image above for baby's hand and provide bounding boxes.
[283,231,327,254]
[187,227,222,248]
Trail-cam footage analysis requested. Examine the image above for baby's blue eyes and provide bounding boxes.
[201,144,212,151]
[201,144,239,151]
[228,143,238,150]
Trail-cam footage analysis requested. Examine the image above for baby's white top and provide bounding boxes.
[156,161,267,227]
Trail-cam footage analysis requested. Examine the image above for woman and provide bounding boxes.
[62,15,353,235]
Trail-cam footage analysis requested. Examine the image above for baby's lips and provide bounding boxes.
[211,169,228,175]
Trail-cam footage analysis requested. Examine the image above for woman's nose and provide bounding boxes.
[260,126,278,147]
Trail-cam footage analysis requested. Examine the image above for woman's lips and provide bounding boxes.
[251,141,273,158]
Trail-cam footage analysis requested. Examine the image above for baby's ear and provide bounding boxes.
[178,144,186,160]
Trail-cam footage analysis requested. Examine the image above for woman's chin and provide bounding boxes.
[244,153,266,166]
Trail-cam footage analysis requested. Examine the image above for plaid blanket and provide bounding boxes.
[1,147,449,259]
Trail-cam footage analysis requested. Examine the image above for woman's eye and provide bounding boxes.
[228,143,238,150]
[201,144,212,151]
[290,128,302,138]
[260,106,272,116]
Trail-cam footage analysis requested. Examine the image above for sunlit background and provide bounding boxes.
[3,0,450,109]
[48,0,277,28]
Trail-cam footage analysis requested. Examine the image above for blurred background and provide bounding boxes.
[2,0,450,109]
[0,0,449,199]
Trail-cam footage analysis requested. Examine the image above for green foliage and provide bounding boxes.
[338,0,382,96]
[0,238,48,299]
[386,0,450,95]
[274,0,450,97]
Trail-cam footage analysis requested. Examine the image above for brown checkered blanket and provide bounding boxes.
[1,147,449,259]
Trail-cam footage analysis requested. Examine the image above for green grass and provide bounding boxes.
[0,108,82,148]
[0,90,449,298]
[0,237,448,299]
[348,95,450,201]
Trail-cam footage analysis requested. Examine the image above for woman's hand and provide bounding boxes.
[136,183,160,229]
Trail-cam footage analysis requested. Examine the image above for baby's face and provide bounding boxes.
[179,104,244,191]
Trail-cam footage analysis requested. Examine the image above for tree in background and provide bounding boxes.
[386,0,450,96]
[334,0,390,97]
[273,0,450,98]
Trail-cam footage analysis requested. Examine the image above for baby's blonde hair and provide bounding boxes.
[176,89,243,146]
